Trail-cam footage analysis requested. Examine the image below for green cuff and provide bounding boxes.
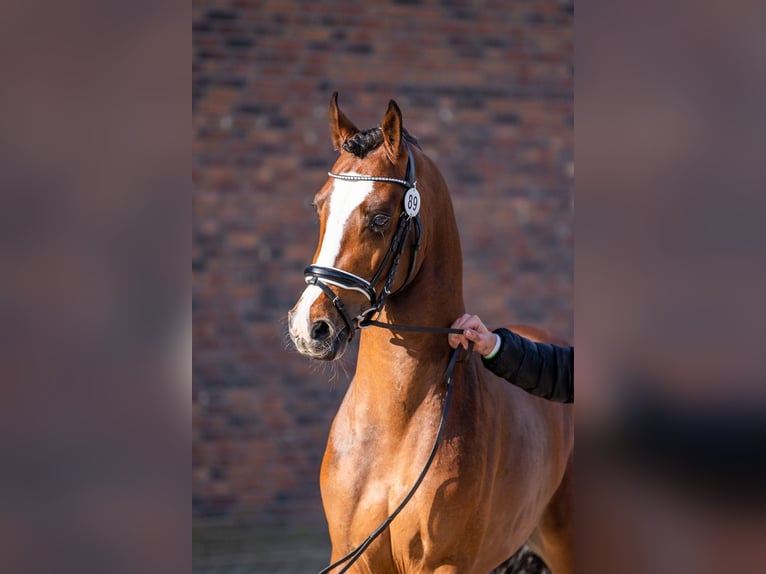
[483,333,502,360]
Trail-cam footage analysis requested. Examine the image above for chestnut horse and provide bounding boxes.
[288,93,573,574]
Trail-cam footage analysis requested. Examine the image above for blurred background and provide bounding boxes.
[192,1,573,572]
[576,2,766,573]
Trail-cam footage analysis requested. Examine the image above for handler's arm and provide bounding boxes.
[483,328,573,403]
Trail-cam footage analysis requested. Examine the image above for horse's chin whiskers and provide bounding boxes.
[303,350,351,389]
[321,347,353,388]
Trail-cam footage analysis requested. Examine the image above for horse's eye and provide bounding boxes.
[370,214,391,230]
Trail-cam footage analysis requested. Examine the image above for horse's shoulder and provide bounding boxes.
[501,324,570,347]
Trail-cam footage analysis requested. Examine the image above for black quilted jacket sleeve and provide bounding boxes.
[482,328,574,403]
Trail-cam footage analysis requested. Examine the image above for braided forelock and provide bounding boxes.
[341,128,420,158]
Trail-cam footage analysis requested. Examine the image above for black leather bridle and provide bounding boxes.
[304,141,423,340]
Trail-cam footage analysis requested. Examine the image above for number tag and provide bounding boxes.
[404,187,421,217]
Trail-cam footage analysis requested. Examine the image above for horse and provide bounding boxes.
[287,92,573,574]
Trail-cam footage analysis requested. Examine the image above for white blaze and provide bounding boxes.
[291,174,374,339]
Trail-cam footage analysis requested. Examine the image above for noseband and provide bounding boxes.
[304,142,422,340]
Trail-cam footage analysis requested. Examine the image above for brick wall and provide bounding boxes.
[193,0,572,530]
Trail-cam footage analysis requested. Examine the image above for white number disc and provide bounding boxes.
[404,187,421,217]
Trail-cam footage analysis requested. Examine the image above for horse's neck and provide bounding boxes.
[353,324,455,427]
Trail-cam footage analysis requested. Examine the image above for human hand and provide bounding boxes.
[448,313,499,357]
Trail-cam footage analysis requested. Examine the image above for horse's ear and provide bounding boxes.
[381,99,403,162]
[329,91,359,151]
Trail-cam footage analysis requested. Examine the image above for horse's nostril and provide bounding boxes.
[311,320,331,341]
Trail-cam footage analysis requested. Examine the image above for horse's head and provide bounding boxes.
[288,92,425,361]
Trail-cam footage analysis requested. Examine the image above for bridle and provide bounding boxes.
[304,139,473,573]
[303,141,423,340]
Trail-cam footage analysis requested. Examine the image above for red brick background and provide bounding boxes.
[193,0,572,539]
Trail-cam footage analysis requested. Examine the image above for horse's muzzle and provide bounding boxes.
[288,312,349,361]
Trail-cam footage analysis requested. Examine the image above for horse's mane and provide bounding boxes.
[342,127,420,158]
